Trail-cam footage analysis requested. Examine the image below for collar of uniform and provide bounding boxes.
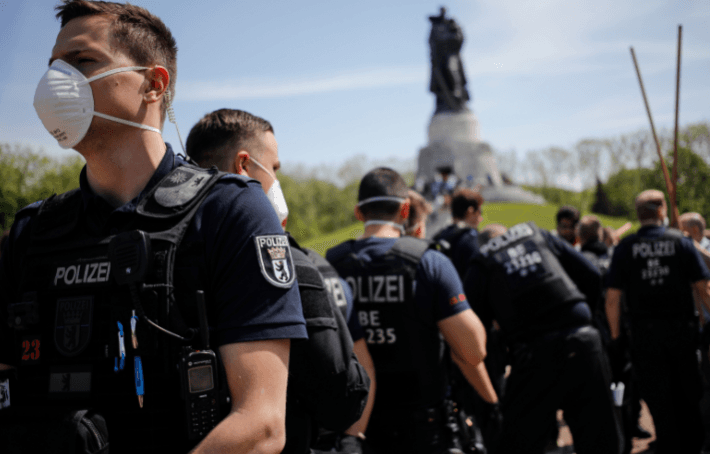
[637,224,665,237]
[78,143,178,233]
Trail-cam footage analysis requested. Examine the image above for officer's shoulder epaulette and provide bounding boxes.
[389,236,430,265]
[14,199,43,219]
[325,240,357,264]
[137,165,224,219]
[31,189,82,240]
[664,228,685,240]
[215,171,260,188]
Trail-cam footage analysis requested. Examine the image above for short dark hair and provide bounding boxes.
[55,0,178,125]
[186,109,274,170]
[451,188,484,219]
[577,215,602,245]
[635,190,666,222]
[556,205,580,225]
[358,167,408,220]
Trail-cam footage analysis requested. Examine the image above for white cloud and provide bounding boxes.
[179,65,427,101]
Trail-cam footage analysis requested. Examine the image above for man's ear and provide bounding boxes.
[144,66,170,104]
[235,150,250,176]
[355,205,365,222]
[400,200,411,221]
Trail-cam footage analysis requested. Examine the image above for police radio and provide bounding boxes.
[179,290,221,441]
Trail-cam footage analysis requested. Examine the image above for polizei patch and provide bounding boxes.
[54,296,93,357]
[254,235,295,288]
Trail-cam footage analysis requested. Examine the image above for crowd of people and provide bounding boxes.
[1,2,710,454]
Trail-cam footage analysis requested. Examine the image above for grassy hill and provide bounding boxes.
[301,202,637,256]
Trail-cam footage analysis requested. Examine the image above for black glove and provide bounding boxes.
[336,434,375,454]
[479,401,503,452]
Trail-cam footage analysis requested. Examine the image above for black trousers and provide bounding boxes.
[498,325,623,454]
[630,319,704,454]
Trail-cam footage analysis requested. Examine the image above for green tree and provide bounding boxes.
[645,146,710,216]
[0,143,84,229]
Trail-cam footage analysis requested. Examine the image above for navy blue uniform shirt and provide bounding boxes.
[434,224,479,277]
[608,225,710,291]
[0,145,307,364]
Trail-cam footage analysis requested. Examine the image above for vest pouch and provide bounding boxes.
[1,407,109,454]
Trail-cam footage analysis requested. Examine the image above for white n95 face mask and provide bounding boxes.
[33,59,162,149]
[250,157,289,226]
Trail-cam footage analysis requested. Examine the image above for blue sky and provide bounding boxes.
[0,0,708,184]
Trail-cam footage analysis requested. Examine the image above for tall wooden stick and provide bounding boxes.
[671,25,682,228]
[630,46,677,222]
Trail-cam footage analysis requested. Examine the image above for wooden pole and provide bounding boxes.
[630,47,676,218]
[671,25,682,228]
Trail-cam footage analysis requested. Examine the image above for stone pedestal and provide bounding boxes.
[416,110,545,236]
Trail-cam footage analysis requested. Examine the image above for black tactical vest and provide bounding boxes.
[475,222,585,341]
[327,237,448,412]
[305,248,349,320]
[432,224,472,260]
[284,237,368,454]
[625,228,693,319]
[4,164,231,451]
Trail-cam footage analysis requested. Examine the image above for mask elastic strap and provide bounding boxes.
[84,66,150,83]
[93,112,162,135]
[364,220,405,234]
[357,196,406,207]
[249,157,277,180]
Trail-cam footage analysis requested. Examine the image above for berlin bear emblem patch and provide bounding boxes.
[255,235,295,288]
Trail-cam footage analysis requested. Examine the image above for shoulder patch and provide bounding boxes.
[254,235,296,288]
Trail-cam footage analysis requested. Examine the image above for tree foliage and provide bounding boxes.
[0,143,84,229]
[280,173,358,243]
[599,146,710,219]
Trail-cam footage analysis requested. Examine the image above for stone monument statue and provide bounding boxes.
[416,7,545,236]
[429,7,470,113]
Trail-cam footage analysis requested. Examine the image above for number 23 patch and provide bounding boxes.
[254,235,295,288]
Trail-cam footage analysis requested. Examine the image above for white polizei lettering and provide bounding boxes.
[372,276,386,303]
[53,261,112,286]
[86,262,97,283]
[346,276,357,300]
[480,223,535,256]
[258,236,288,248]
[75,265,84,284]
[54,267,66,286]
[65,266,78,285]
[97,263,111,281]
[632,241,676,259]
[358,276,369,303]
[386,275,399,302]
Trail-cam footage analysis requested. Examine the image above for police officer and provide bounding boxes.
[432,188,505,450]
[606,190,710,454]
[432,188,484,276]
[680,212,710,453]
[327,167,498,454]
[0,2,307,453]
[186,108,373,454]
[578,215,651,451]
[554,205,581,246]
[465,222,623,454]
